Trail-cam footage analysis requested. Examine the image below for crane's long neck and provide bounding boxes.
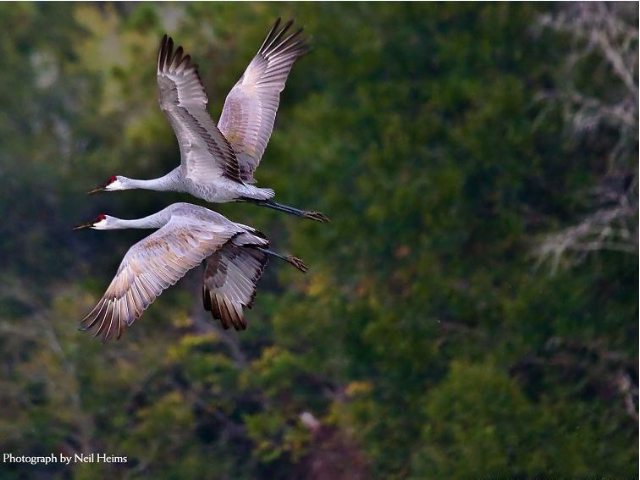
[109,209,173,230]
[122,168,181,192]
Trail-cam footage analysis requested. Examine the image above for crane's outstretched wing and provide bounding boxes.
[218,18,309,183]
[202,243,268,330]
[157,35,242,183]
[81,216,239,342]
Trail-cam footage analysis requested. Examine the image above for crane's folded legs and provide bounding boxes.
[256,247,308,273]
[247,198,330,223]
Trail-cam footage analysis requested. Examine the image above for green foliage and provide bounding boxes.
[0,3,636,479]
[412,362,540,478]
[412,361,637,479]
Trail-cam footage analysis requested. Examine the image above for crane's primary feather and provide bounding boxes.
[157,35,243,183]
[218,18,309,183]
[202,242,269,330]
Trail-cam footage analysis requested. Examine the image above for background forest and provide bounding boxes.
[0,2,637,479]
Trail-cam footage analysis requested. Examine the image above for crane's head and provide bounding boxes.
[73,213,111,230]
[88,176,125,194]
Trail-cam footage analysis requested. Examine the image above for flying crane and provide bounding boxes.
[89,19,328,223]
[74,203,307,342]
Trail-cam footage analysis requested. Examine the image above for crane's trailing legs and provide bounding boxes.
[257,247,308,273]
[244,198,330,223]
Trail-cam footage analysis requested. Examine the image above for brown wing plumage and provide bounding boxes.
[81,216,239,342]
[202,243,269,330]
[218,18,309,183]
[157,35,242,183]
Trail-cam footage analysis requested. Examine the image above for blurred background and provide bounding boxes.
[0,2,637,479]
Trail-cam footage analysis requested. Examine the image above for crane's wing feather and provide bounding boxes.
[202,241,268,330]
[157,35,242,183]
[218,19,308,183]
[81,215,239,342]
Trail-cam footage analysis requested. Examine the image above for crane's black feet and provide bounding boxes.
[245,198,330,223]
[302,210,330,223]
[286,255,309,273]
[256,248,309,273]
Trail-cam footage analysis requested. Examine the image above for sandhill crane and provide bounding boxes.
[89,19,328,223]
[73,202,307,342]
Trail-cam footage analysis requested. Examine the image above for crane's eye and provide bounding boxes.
[95,214,106,222]
[107,176,117,184]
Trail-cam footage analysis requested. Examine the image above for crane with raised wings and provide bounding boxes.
[89,19,328,223]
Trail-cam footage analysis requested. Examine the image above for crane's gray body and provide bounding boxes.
[81,202,271,341]
[116,166,273,203]
[107,201,266,245]
[106,20,308,208]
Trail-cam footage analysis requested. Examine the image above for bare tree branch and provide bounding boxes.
[535,2,638,271]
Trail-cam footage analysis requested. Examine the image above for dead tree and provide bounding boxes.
[536,2,638,272]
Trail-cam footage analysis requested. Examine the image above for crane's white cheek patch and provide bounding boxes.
[92,219,109,230]
[106,179,125,191]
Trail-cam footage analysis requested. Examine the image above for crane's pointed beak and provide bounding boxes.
[73,221,93,231]
[87,185,104,195]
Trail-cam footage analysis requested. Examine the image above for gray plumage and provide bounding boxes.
[92,19,328,222]
[78,203,292,342]
[218,18,309,183]
[202,244,268,330]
